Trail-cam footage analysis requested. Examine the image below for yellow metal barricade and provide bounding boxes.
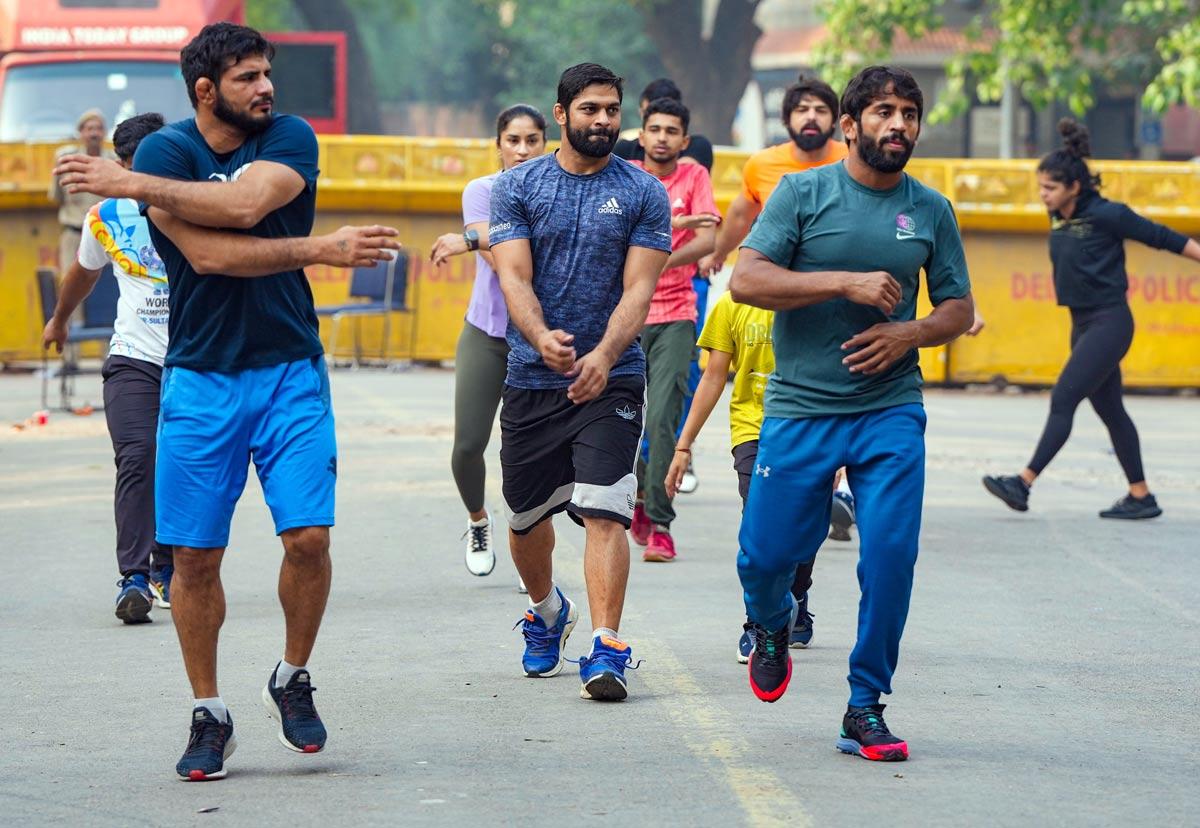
[2,139,1198,385]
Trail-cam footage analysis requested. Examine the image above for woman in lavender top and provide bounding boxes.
[431,104,547,579]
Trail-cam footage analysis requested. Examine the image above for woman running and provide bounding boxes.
[431,104,547,575]
[983,119,1200,519]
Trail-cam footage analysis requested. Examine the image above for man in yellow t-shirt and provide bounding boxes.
[698,75,848,278]
[666,289,855,663]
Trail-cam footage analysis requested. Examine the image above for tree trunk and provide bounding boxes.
[292,0,383,134]
[639,0,763,144]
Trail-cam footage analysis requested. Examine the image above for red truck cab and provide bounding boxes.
[0,0,345,141]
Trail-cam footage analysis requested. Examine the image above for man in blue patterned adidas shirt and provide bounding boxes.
[490,63,671,702]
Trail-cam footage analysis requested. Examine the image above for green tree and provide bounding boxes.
[473,0,666,123]
[813,0,1200,123]
[633,0,766,144]
[473,0,765,142]
[248,0,411,133]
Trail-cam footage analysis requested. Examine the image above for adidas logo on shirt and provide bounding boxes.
[672,197,685,210]
[598,197,623,215]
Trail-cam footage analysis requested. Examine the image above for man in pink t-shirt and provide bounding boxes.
[630,98,720,561]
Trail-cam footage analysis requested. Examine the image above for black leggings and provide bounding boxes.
[1027,304,1145,484]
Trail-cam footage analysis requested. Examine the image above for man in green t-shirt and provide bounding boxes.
[730,66,975,762]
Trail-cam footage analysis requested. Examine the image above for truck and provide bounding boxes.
[0,0,346,142]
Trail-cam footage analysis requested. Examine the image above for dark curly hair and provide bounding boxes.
[782,74,839,123]
[557,63,623,109]
[113,113,165,162]
[1037,118,1101,192]
[180,22,275,108]
[840,66,924,124]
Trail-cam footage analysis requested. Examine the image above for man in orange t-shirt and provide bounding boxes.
[629,97,720,562]
[699,75,847,277]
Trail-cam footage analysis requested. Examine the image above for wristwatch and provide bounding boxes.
[463,228,480,251]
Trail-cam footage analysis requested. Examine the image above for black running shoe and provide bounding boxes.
[262,665,327,753]
[1099,493,1162,520]
[982,474,1030,512]
[748,598,797,702]
[836,704,908,762]
[790,591,813,649]
[176,708,236,781]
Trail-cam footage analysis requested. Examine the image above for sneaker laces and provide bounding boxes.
[752,624,790,666]
[513,614,556,655]
[567,650,644,671]
[185,716,228,755]
[280,679,319,721]
[462,522,490,554]
[849,708,891,738]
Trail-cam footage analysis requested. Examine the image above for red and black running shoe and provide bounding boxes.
[836,704,909,761]
[748,622,792,702]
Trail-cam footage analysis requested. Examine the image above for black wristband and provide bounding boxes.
[463,228,480,251]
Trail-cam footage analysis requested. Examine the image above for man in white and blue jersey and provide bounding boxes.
[54,23,399,780]
[490,63,672,702]
[45,114,173,625]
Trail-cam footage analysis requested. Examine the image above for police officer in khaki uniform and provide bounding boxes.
[49,109,118,278]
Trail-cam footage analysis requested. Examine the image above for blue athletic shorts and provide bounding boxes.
[155,355,337,548]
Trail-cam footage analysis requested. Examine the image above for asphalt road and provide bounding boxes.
[1,368,1196,826]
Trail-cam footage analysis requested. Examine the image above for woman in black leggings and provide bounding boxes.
[430,105,547,577]
[983,120,1200,519]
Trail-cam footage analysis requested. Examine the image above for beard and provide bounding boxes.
[788,121,834,152]
[857,129,914,173]
[214,89,274,136]
[565,114,618,158]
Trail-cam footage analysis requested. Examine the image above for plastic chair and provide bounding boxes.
[37,265,118,410]
[315,252,411,367]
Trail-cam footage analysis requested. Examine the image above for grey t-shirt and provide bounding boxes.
[489,152,672,390]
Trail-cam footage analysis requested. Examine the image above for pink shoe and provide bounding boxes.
[630,504,651,546]
[643,530,677,562]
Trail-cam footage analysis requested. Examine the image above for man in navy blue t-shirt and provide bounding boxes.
[490,63,671,702]
[54,23,399,780]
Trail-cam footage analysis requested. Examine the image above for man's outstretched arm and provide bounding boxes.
[149,207,400,277]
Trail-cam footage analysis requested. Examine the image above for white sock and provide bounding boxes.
[591,627,620,653]
[836,476,852,495]
[530,584,562,623]
[275,659,305,688]
[469,511,490,528]
[194,696,228,723]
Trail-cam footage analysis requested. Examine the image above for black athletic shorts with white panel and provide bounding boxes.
[500,375,645,534]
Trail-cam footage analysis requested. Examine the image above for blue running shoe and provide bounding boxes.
[790,591,814,649]
[150,564,173,609]
[262,665,327,753]
[737,622,753,664]
[516,589,578,677]
[176,708,236,781]
[115,573,153,624]
[576,635,641,701]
